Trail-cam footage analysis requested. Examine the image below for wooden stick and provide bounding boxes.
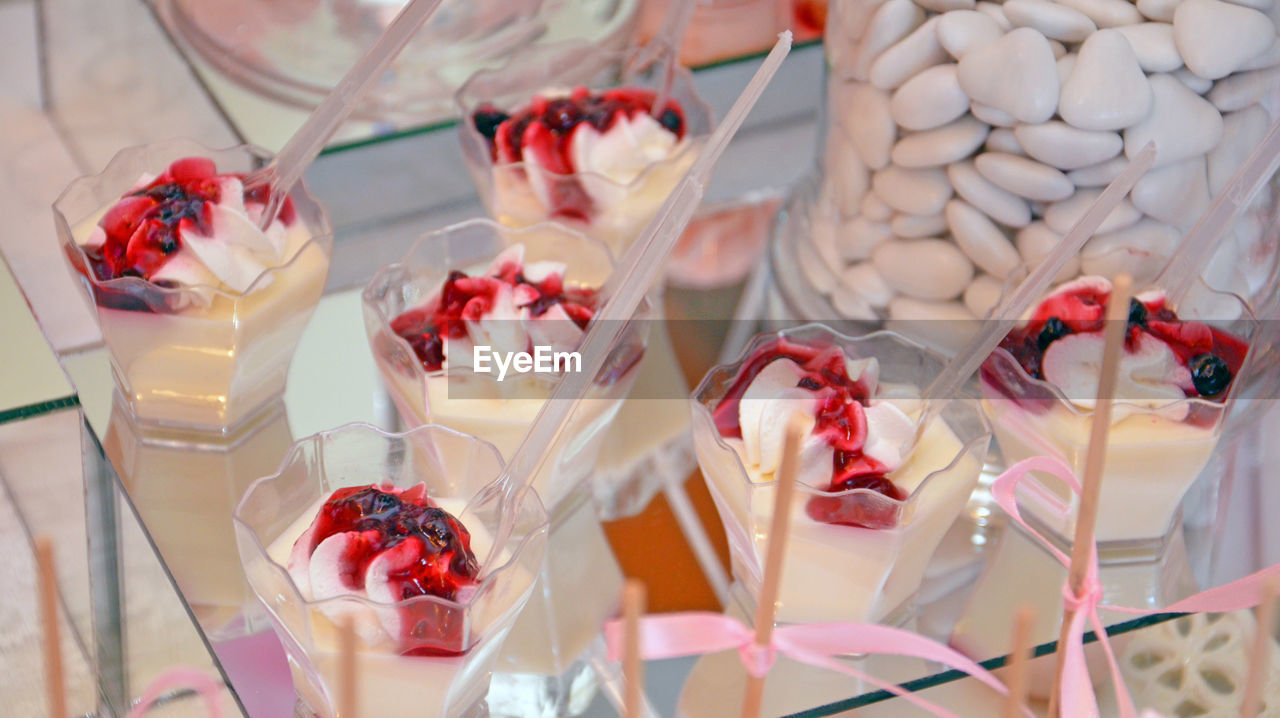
[36,537,67,718]
[741,412,808,718]
[1240,578,1279,718]
[623,579,648,718]
[1002,606,1036,718]
[338,616,358,718]
[1047,273,1133,718]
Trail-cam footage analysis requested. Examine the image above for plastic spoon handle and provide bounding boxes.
[480,33,793,572]
[919,141,1157,410]
[632,0,699,74]
[1161,117,1280,305]
[256,0,446,226]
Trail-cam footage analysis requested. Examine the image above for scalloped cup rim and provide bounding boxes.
[233,421,547,617]
[692,323,991,510]
[55,139,334,304]
[453,40,715,193]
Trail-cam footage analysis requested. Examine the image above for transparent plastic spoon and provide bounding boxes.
[915,141,1158,431]
[477,33,794,573]
[631,0,700,118]
[1157,118,1280,306]
[247,0,447,229]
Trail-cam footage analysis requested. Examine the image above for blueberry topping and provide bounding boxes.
[658,108,683,134]
[797,376,822,391]
[1128,297,1147,328]
[1037,316,1070,352]
[1189,353,1231,396]
[472,107,510,140]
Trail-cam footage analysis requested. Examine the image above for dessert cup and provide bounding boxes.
[692,325,991,625]
[56,139,333,435]
[455,40,714,255]
[362,219,649,512]
[102,394,294,640]
[233,423,548,718]
[978,281,1257,556]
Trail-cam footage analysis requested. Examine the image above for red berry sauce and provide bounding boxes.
[472,86,686,221]
[713,339,907,529]
[390,257,596,372]
[989,283,1249,408]
[77,157,296,311]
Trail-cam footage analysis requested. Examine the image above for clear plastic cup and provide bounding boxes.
[361,218,649,512]
[692,324,991,624]
[233,423,548,718]
[978,280,1259,555]
[55,139,333,435]
[455,40,714,254]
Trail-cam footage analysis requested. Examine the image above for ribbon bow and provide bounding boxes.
[993,455,1280,718]
[605,612,1031,718]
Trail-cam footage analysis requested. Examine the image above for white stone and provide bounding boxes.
[947,160,1033,226]
[887,296,976,320]
[1208,105,1271,194]
[1137,0,1183,21]
[1059,30,1154,131]
[890,64,971,130]
[887,298,979,352]
[958,28,1060,124]
[937,10,1004,58]
[1206,67,1280,111]
[827,130,870,214]
[916,0,979,10]
[851,0,926,81]
[1174,68,1214,94]
[1014,121,1124,170]
[1130,156,1211,226]
[1056,0,1146,27]
[1067,156,1131,186]
[890,212,948,237]
[871,165,956,215]
[839,262,896,308]
[1080,218,1181,283]
[1049,39,1069,58]
[1225,0,1273,10]
[1004,0,1097,41]
[861,192,895,221]
[1114,23,1184,72]
[974,151,1076,201]
[870,17,949,90]
[976,1,1014,29]
[831,284,880,320]
[1057,53,1078,85]
[1043,189,1144,234]
[872,238,975,299]
[1124,74,1225,167]
[1174,0,1275,79]
[796,230,839,293]
[971,102,1018,127]
[1240,38,1280,70]
[892,116,990,166]
[1016,222,1083,281]
[838,216,895,260]
[985,128,1024,155]
[964,274,1008,317]
[946,199,1022,277]
[812,211,845,269]
[837,82,896,169]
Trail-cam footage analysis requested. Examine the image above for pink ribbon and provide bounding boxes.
[605,613,1031,718]
[992,455,1280,718]
[125,667,224,718]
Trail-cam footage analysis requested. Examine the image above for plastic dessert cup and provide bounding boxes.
[56,139,333,435]
[362,219,649,512]
[979,281,1257,556]
[692,325,991,625]
[233,423,548,718]
[455,40,714,255]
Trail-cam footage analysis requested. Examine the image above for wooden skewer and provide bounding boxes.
[338,616,358,718]
[1047,273,1133,718]
[741,412,808,718]
[1240,578,1279,718]
[623,579,648,718]
[36,537,67,718]
[1002,606,1036,718]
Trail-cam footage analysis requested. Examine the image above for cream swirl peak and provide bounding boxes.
[81,157,301,297]
[389,244,597,374]
[713,340,919,528]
